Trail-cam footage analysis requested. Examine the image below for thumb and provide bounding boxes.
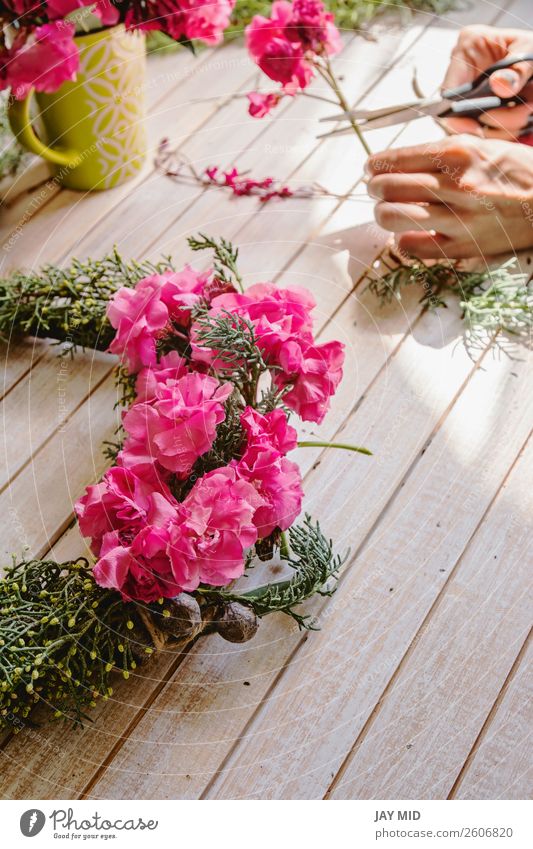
[489,57,533,97]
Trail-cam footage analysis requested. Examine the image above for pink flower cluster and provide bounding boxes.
[192,283,344,423]
[74,259,344,603]
[0,0,234,99]
[204,165,293,202]
[245,0,341,117]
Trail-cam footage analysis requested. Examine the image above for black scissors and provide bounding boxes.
[319,54,533,138]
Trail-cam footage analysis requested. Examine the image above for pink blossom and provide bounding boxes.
[134,351,189,403]
[191,282,315,369]
[276,337,345,422]
[246,3,313,91]
[0,22,79,100]
[121,372,233,476]
[240,406,297,454]
[258,37,312,89]
[94,529,183,602]
[247,91,281,118]
[75,465,178,555]
[46,0,120,25]
[158,265,211,327]
[107,267,209,373]
[236,407,302,536]
[125,0,235,45]
[168,466,264,588]
[289,0,342,54]
[107,276,170,373]
[236,446,303,537]
[246,1,294,60]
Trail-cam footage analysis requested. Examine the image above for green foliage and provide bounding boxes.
[226,0,459,35]
[0,249,174,353]
[366,255,533,352]
[0,558,150,729]
[215,515,346,629]
[0,94,26,181]
[188,233,243,291]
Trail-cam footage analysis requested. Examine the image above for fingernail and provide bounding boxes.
[491,69,521,94]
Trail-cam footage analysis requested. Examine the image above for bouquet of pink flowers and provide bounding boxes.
[76,235,347,604]
[0,0,235,99]
[244,0,371,154]
[0,235,370,726]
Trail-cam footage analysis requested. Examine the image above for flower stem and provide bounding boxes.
[317,59,372,157]
[279,530,290,559]
[297,440,372,456]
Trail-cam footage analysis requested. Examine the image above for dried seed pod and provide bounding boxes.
[217,602,259,643]
[157,594,202,639]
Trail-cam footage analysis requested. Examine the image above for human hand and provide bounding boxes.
[366,135,533,259]
[442,25,533,140]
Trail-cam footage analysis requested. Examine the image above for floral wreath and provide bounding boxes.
[0,234,371,728]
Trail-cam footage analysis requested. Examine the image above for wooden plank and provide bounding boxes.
[0,349,112,492]
[0,373,120,564]
[0,338,48,402]
[0,42,255,272]
[451,635,532,800]
[329,436,533,800]
[0,0,518,799]
[84,299,501,799]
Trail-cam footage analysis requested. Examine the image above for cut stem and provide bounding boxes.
[316,58,372,157]
[298,440,372,456]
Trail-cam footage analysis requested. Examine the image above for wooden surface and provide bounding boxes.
[0,0,531,800]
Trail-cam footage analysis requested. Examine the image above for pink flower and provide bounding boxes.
[125,0,235,45]
[191,282,315,370]
[246,1,294,59]
[258,36,312,89]
[169,466,264,588]
[289,0,342,54]
[107,267,209,373]
[236,408,302,537]
[134,351,189,402]
[158,265,211,327]
[1,22,79,100]
[240,406,297,454]
[236,447,303,537]
[107,276,170,374]
[245,0,341,109]
[247,91,281,118]
[75,465,178,555]
[276,338,345,422]
[121,372,233,476]
[46,0,120,25]
[94,529,183,602]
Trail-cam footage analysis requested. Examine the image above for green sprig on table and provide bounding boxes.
[365,255,533,352]
[0,249,175,354]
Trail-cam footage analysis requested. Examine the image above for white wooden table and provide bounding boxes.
[0,0,531,800]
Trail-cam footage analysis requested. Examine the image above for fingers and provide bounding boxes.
[396,231,452,260]
[441,116,484,136]
[366,145,443,175]
[479,102,533,131]
[368,172,456,204]
[366,137,474,179]
[374,202,462,235]
[441,25,505,91]
[489,57,533,97]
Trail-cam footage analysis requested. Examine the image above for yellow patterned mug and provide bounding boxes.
[8,25,147,192]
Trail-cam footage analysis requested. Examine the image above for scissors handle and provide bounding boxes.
[442,53,533,100]
[441,95,516,120]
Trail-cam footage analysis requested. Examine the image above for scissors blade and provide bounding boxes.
[320,97,449,131]
[319,99,427,123]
